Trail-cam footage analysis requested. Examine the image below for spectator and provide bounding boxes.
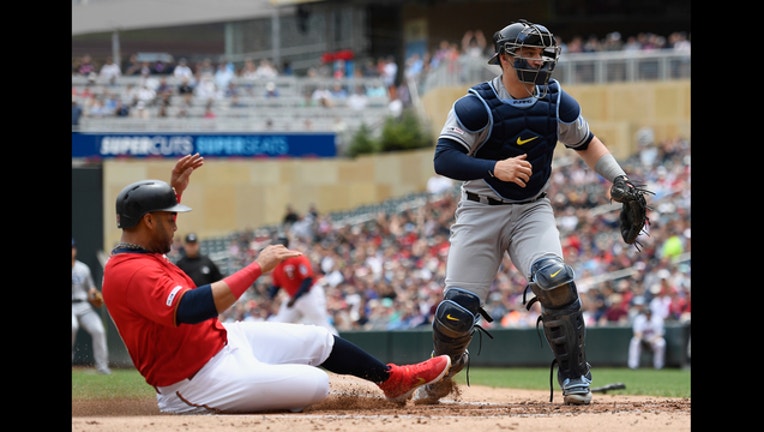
[255,58,279,79]
[238,58,259,94]
[264,81,280,98]
[627,298,666,369]
[329,81,349,101]
[311,85,333,108]
[283,204,300,227]
[214,62,236,92]
[72,99,83,127]
[430,39,452,69]
[194,57,215,79]
[177,76,195,106]
[461,30,487,58]
[203,100,216,119]
[176,233,225,287]
[601,293,630,325]
[72,238,111,375]
[195,74,218,102]
[404,52,425,82]
[380,55,398,88]
[123,53,143,76]
[155,77,173,98]
[172,57,195,85]
[135,81,157,108]
[98,56,121,85]
[76,54,97,76]
[113,98,130,117]
[347,85,368,110]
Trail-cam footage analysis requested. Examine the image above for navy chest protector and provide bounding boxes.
[467,81,560,200]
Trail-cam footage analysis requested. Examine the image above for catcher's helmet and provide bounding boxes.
[116,180,191,229]
[487,19,560,86]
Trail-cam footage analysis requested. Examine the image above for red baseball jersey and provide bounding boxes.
[270,255,314,297]
[102,252,227,387]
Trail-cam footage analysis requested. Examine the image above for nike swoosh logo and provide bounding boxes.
[417,377,426,385]
[516,136,538,145]
[445,314,460,321]
[550,269,562,277]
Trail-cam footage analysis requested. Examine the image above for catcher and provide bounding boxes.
[416,19,650,406]
[72,238,111,374]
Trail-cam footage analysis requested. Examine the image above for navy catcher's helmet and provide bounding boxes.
[116,180,191,228]
[488,19,560,86]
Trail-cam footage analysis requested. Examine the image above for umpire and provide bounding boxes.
[176,233,225,287]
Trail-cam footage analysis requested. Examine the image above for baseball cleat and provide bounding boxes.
[413,351,468,404]
[379,355,451,403]
[413,376,455,404]
[561,374,593,405]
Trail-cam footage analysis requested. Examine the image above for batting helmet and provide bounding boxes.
[487,19,560,86]
[115,180,192,229]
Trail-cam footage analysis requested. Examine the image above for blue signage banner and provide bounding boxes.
[72,132,337,159]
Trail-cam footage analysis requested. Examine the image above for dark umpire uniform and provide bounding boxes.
[176,233,224,287]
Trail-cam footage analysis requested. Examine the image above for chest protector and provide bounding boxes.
[468,80,560,200]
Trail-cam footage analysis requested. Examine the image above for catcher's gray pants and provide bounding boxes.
[444,194,561,301]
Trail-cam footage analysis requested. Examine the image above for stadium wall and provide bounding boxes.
[73,322,691,369]
[93,79,690,251]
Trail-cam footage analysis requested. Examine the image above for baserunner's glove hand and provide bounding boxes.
[610,175,654,250]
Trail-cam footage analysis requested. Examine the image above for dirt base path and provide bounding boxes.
[72,374,691,432]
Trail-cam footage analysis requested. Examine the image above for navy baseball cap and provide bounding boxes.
[185,233,198,243]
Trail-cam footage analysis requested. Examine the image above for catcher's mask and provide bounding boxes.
[116,180,191,229]
[488,19,560,88]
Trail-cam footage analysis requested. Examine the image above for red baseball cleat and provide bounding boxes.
[379,355,451,403]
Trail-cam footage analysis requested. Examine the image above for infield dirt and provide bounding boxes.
[72,373,691,431]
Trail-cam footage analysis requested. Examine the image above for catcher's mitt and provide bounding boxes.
[610,175,654,250]
[89,290,104,308]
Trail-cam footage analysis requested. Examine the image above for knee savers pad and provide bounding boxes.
[434,288,481,337]
[529,257,579,309]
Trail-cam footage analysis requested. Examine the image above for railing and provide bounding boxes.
[418,49,690,92]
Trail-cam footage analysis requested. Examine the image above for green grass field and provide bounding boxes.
[72,366,691,400]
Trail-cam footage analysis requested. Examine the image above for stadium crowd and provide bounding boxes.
[167,131,689,333]
[71,29,689,123]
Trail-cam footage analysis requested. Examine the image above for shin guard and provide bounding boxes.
[431,288,483,376]
[528,258,591,384]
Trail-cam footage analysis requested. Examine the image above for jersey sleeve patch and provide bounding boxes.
[166,285,183,306]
